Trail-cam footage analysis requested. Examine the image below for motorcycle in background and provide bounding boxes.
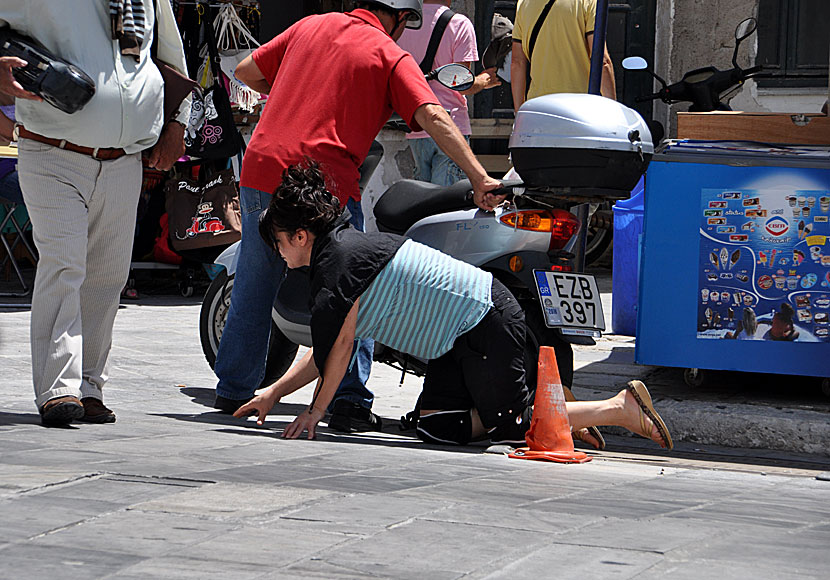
[623,17,763,122]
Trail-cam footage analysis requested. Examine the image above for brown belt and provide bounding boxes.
[17,127,127,161]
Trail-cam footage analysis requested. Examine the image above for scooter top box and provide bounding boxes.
[510,93,653,196]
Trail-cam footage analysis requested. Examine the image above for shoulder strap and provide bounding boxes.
[202,6,223,82]
[151,0,159,59]
[419,9,456,74]
[527,0,557,63]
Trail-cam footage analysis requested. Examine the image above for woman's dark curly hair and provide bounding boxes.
[258,159,343,253]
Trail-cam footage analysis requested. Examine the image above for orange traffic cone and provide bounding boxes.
[509,346,592,464]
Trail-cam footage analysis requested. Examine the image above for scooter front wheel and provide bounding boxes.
[199,269,299,388]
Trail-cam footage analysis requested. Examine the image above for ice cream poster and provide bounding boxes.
[697,187,830,342]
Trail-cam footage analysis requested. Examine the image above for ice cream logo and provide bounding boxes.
[764,217,789,237]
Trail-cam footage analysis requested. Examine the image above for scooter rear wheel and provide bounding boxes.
[199,269,299,388]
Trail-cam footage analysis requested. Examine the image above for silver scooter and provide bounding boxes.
[200,65,653,391]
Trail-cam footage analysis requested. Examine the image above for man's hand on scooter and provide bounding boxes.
[473,176,508,212]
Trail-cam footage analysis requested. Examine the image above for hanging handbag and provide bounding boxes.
[152,0,199,123]
[165,166,242,252]
[214,3,261,112]
[184,10,242,160]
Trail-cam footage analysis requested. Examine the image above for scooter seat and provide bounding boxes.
[374,179,475,234]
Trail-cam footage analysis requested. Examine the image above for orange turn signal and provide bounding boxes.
[509,255,524,272]
[500,210,554,232]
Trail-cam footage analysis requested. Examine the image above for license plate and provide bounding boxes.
[533,270,606,332]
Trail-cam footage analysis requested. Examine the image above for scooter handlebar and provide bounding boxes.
[488,179,524,197]
[635,93,661,103]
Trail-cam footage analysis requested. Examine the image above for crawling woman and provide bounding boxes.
[235,161,673,450]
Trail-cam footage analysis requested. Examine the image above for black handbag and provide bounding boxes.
[184,12,241,160]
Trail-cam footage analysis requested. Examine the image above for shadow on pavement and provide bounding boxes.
[179,386,220,409]
[0,411,44,427]
[157,401,486,455]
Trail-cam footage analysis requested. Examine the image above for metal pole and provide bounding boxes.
[588,0,610,96]
[578,0,611,272]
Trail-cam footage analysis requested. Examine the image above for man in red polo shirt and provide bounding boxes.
[213,0,504,432]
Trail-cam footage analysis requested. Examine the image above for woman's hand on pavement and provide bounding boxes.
[283,406,326,440]
[233,390,279,426]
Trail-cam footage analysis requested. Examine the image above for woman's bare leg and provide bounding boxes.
[425,389,669,449]
[566,390,668,448]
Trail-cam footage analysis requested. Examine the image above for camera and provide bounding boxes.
[0,27,95,114]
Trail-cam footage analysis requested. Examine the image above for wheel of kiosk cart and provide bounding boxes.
[200,269,299,387]
[683,367,708,388]
[821,378,830,398]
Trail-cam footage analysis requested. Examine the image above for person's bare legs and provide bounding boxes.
[424,388,669,448]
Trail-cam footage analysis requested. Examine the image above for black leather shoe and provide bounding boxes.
[40,395,85,427]
[79,397,116,423]
[327,399,383,433]
[214,394,251,414]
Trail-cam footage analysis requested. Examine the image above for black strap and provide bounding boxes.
[202,6,223,83]
[151,0,159,59]
[527,0,557,63]
[419,9,456,74]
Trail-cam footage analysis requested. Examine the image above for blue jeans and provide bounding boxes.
[214,188,374,409]
[0,170,24,205]
[409,137,467,186]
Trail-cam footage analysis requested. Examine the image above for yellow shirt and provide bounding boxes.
[514,0,596,99]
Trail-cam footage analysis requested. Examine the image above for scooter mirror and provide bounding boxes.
[622,56,669,89]
[732,17,757,69]
[622,56,649,71]
[734,17,757,42]
[428,63,475,92]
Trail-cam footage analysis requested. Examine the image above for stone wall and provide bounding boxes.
[655,0,828,137]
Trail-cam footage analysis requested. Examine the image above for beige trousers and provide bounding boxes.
[16,138,142,408]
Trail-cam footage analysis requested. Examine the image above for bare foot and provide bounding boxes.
[616,389,668,448]
[572,427,602,449]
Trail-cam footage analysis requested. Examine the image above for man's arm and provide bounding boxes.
[459,64,501,97]
[586,33,617,100]
[282,299,361,439]
[146,121,185,171]
[510,41,529,113]
[234,348,322,425]
[235,55,272,95]
[0,107,14,145]
[146,1,190,171]
[413,103,504,211]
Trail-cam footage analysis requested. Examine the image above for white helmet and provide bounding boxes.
[363,0,423,30]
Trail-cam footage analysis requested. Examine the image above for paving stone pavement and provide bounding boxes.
[1,276,830,579]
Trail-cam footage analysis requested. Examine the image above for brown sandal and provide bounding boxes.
[626,380,673,450]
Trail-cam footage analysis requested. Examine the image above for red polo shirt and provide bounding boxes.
[242,9,439,203]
